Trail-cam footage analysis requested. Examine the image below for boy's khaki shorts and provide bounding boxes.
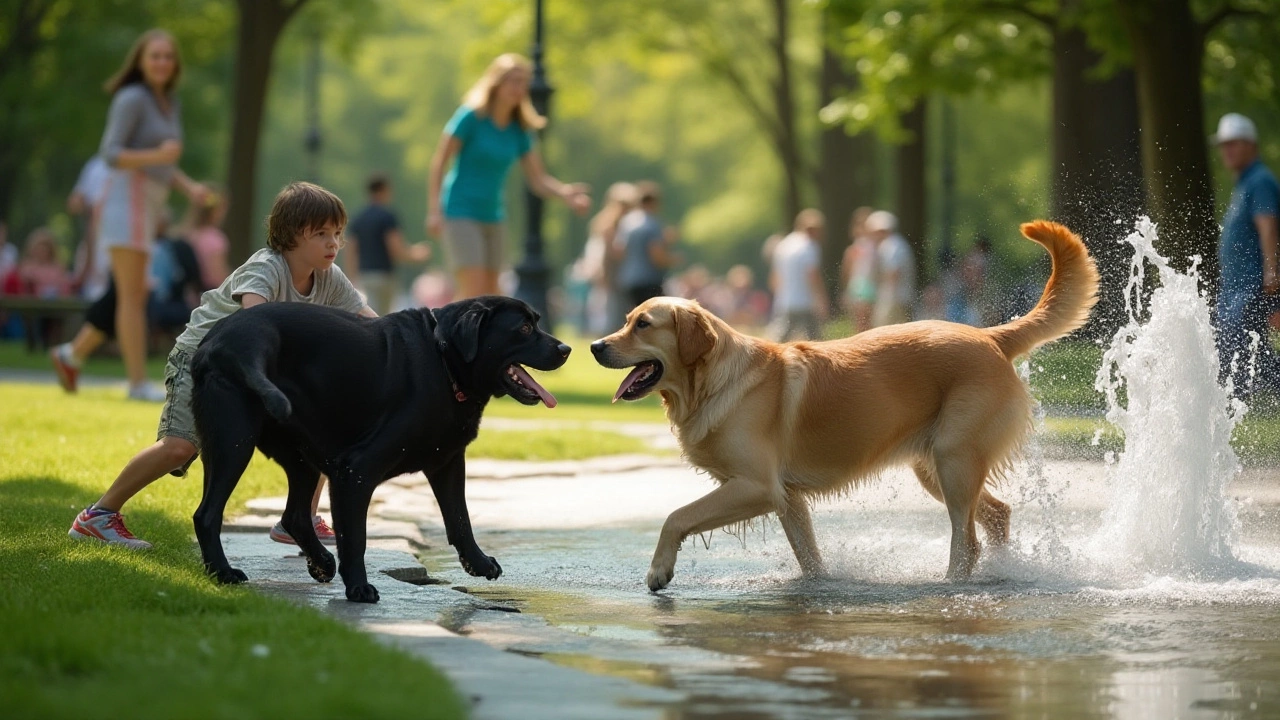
[157,346,201,476]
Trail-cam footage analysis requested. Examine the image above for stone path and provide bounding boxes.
[226,455,702,720]
[223,523,682,720]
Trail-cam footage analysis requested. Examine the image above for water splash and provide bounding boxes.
[1089,217,1244,576]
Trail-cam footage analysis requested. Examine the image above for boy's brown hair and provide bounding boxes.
[265,182,347,253]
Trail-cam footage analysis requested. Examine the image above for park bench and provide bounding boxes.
[0,295,89,353]
[0,295,182,356]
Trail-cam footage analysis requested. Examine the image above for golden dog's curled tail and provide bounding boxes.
[985,221,1100,360]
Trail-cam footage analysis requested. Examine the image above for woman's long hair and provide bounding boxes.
[462,53,546,131]
[590,182,639,241]
[105,29,182,96]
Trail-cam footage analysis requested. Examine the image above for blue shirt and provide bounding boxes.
[616,211,666,289]
[349,203,399,272]
[441,106,534,223]
[1220,159,1280,296]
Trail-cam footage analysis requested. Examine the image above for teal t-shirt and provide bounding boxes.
[441,105,534,223]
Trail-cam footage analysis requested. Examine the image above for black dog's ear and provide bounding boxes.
[452,306,489,362]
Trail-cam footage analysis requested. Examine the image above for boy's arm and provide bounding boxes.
[240,293,268,308]
[358,306,378,318]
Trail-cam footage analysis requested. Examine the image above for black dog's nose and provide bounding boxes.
[590,340,606,356]
[557,343,572,358]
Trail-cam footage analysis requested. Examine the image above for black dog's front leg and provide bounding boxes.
[328,467,380,603]
[429,454,501,580]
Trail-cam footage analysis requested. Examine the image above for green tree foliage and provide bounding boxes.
[0,0,232,244]
[7,0,1280,309]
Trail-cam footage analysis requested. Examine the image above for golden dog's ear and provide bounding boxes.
[676,305,716,367]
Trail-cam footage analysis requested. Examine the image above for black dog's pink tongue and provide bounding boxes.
[613,365,648,403]
[511,365,557,407]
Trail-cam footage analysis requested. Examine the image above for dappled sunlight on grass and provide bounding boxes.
[0,384,465,719]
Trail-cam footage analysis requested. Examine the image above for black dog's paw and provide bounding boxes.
[306,550,336,583]
[345,583,380,603]
[460,553,502,580]
[208,566,249,585]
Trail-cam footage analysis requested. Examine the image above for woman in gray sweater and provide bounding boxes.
[51,29,207,401]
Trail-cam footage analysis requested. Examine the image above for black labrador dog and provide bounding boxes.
[190,295,569,603]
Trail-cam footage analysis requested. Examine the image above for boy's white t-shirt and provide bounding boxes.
[174,248,365,353]
[772,231,820,312]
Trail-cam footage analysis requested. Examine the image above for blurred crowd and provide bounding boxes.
[564,189,997,341]
[0,154,230,348]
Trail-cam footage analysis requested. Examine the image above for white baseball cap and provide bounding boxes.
[1212,113,1258,144]
[865,210,898,233]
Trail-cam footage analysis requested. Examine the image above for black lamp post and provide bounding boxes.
[514,0,553,320]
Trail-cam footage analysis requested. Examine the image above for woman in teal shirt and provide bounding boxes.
[427,53,591,298]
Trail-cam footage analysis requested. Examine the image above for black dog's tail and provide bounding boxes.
[240,361,292,423]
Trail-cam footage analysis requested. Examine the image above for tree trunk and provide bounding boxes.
[225,0,305,264]
[1118,0,1216,283]
[818,20,877,298]
[896,98,927,285]
[1051,19,1144,338]
[0,0,55,225]
[769,0,803,227]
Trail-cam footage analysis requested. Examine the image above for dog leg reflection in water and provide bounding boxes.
[593,221,1098,591]
[191,296,569,603]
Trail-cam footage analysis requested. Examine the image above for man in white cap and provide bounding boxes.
[1213,112,1280,395]
[866,210,915,327]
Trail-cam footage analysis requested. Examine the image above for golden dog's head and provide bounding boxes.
[590,297,717,402]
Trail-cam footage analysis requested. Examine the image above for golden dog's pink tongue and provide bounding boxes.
[511,365,557,407]
[613,365,649,403]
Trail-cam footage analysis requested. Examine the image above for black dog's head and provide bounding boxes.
[431,295,570,406]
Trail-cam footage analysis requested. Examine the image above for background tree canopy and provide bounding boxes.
[3,0,1278,321]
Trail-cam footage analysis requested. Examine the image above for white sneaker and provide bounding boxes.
[127,382,167,403]
[68,508,153,549]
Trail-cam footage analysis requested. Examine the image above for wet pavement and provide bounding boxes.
[369,455,1280,719]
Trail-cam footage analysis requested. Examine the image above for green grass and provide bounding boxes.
[1040,413,1280,462]
[1027,341,1107,412]
[0,385,466,720]
[0,340,168,380]
[469,428,654,460]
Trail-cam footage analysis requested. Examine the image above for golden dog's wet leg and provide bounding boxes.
[648,478,773,591]
[977,490,1011,546]
[778,491,825,577]
[934,454,984,581]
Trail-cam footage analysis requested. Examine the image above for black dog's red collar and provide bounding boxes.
[428,309,468,403]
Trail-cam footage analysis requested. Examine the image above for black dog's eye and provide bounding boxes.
[635,319,650,330]
[520,322,533,335]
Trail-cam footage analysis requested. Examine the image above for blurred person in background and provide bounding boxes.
[18,228,72,298]
[1212,112,1280,396]
[868,210,915,327]
[67,154,111,300]
[182,182,230,290]
[427,53,590,299]
[768,208,827,341]
[581,181,638,333]
[347,173,430,315]
[616,181,681,311]
[840,206,876,333]
[52,29,208,402]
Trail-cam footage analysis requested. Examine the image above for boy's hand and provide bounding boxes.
[426,212,443,239]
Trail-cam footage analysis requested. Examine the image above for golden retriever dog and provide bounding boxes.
[591,221,1098,591]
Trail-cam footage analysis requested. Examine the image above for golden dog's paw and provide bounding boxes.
[646,564,674,592]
